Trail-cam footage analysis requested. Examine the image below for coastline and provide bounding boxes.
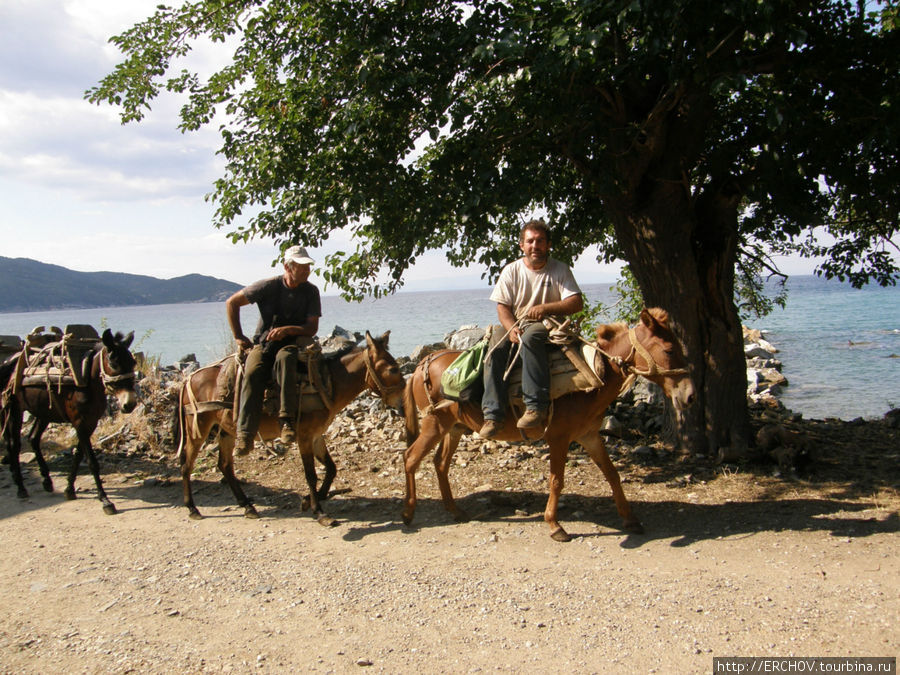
[2,276,897,421]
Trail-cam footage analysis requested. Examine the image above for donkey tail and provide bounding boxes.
[403,374,420,447]
[170,380,186,461]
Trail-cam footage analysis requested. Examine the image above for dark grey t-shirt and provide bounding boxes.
[243,276,322,344]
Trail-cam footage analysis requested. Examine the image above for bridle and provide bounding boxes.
[362,348,404,402]
[99,346,136,394]
[605,327,690,395]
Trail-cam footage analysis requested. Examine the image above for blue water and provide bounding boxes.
[745,276,899,420]
[1,277,897,420]
[0,284,615,367]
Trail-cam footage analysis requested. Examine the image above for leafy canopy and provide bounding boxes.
[88,0,899,299]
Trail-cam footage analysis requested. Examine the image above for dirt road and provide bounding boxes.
[1,404,897,673]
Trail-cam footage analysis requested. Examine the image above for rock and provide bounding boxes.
[745,345,777,360]
[632,445,655,458]
[175,354,199,373]
[746,367,760,393]
[321,326,362,357]
[885,408,900,429]
[629,379,664,406]
[409,342,446,364]
[758,368,788,390]
[445,325,487,350]
[601,415,623,437]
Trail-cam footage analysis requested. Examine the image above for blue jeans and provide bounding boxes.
[481,322,550,422]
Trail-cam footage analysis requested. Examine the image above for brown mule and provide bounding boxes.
[401,309,695,541]
[173,331,404,523]
[0,329,138,514]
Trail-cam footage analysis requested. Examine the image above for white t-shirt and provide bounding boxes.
[489,257,582,321]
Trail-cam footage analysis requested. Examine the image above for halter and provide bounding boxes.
[362,348,404,402]
[99,346,136,393]
[610,328,690,395]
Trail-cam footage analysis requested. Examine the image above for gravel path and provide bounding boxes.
[1,427,897,674]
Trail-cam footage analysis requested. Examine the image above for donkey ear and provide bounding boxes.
[101,328,114,348]
[122,331,135,349]
[378,330,390,347]
[595,324,618,348]
[640,307,670,332]
[364,331,375,349]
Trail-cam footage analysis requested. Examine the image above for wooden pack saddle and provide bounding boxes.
[13,324,102,391]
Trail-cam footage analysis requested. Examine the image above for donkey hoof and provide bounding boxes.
[17,487,29,499]
[42,478,54,493]
[624,520,644,534]
[452,510,470,523]
[244,505,260,519]
[189,510,204,521]
[316,514,337,527]
[550,526,572,542]
[102,503,118,516]
[64,488,77,501]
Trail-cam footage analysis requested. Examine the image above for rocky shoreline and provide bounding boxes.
[102,323,894,484]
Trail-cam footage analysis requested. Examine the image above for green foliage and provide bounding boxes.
[87,0,899,299]
[135,352,161,377]
[573,266,644,338]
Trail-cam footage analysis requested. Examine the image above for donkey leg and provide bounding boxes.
[64,443,84,501]
[180,443,202,520]
[544,437,572,542]
[299,439,335,527]
[178,415,220,520]
[402,414,445,526]
[433,426,468,522]
[217,432,258,519]
[313,436,336,503]
[5,406,28,499]
[580,431,642,533]
[302,436,336,510]
[29,418,54,493]
[79,432,116,515]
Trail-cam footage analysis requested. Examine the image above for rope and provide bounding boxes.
[362,348,404,402]
[483,319,526,382]
[542,316,689,397]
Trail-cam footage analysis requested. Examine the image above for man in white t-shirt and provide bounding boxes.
[479,219,584,438]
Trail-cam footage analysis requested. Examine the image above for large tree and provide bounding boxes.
[89,0,899,457]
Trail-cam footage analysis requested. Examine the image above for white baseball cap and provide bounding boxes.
[284,245,315,266]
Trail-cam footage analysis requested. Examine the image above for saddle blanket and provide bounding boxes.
[505,341,604,409]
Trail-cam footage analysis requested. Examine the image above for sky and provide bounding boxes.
[0,1,821,294]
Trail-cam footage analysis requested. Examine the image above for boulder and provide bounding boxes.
[445,325,487,351]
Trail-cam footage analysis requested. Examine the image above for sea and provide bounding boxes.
[1,277,897,421]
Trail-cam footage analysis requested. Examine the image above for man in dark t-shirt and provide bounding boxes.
[226,245,322,455]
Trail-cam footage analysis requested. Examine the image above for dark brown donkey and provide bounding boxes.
[402,308,695,541]
[173,331,405,522]
[0,330,137,514]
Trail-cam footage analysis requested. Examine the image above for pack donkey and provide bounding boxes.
[1,326,137,514]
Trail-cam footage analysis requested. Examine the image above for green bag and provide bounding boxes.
[440,339,488,403]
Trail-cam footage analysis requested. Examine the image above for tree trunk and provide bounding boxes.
[610,181,751,458]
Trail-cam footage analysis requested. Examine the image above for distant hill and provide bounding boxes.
[0,257,243,312]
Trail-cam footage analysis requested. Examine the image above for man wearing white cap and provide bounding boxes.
[226,245,322,455]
